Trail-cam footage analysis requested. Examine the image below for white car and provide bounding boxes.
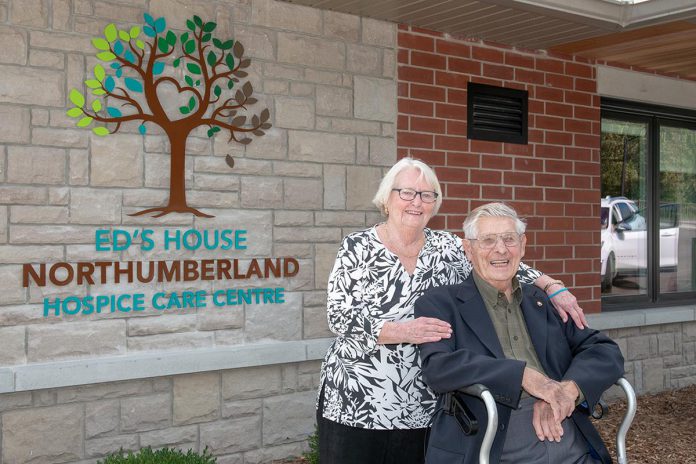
[600,196,679,290]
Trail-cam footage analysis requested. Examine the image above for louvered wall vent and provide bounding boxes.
[467,82,528,145]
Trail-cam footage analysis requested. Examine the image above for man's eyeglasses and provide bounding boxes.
[468,232,522,250]
[392,188,439,204]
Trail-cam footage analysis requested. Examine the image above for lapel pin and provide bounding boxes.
[536,300,543,307]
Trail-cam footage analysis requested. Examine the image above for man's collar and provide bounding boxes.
[471,270,520,303]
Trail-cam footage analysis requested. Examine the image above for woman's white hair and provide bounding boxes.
[462,202,527,238]
[372,158,443,216]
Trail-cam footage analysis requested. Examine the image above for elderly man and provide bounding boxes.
[415,203,624,464]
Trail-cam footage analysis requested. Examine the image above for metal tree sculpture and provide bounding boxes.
[67,14,270,218]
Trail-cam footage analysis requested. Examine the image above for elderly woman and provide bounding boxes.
[317,158,585,464]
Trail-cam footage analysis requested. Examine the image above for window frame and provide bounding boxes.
[601,98,696,310]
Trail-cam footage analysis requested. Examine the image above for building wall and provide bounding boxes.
[397,24,602,313]
[0,0,395,462]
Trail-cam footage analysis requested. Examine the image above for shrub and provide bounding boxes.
[302,427,319,464]
[97,447,217,464]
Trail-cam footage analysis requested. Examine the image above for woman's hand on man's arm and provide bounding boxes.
[377,318,452,345]
[533,275,588,329]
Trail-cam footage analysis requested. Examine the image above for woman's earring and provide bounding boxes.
[384,206,389,215]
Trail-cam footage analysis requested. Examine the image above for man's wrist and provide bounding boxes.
[543,280,564,293]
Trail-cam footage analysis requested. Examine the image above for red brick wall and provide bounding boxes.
[397,25,602,312]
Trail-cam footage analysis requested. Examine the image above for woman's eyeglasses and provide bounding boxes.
[392,188,439,203]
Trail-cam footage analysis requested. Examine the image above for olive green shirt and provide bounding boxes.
[472,271,584,404]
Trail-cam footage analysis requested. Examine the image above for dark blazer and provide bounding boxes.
[415,275,624,464]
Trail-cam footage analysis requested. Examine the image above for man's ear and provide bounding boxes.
[462,238,472,258]
[520,233,527,258]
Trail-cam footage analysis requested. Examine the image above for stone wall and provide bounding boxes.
[0,0,396,461]
[0,360,322,464]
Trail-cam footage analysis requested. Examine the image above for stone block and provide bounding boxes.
[48,187,70,205]
[10,0,48,27]
[127,332,214,352]
[304,68,343,86]
[315,243,339,289]
[274,227,341,243]
[0,186,48,205]
[245,291,302,342]
[222,398,263,419]
[90,134,144,187]
[120,393,171,432]
[383,49,396,78]
[187,190,239,210]
[214,329,245,346]
[304,304,332,339]
[262,391,315,445]
[316,86,352,117]
[2,404,83,464]
[91,0,142,22]
[139,425,199,448]
[369,137,397,166]
[32,127,89,148]
[314,211,365,227]
[233,26,275,61]
[264,62,304,81]
[85,434,139,458]
[149,0,213,27]
[362,17,396,47]
[57,379,153,403]
[192,173,241,192]
[0,27,26,65]
[222,365,282,401]
[52,0,71,30]
[245,127,288,160]
[275,96,315,130]
[29,49,65,69]
[347,44,381,76]
[0,206,7,243]
[197,307,244,331]
[69,149,89,185]
[32,108,49,126]
[127,314,197,336]
[0,391,33,412]
[0,105,29,143]
[27,320,127,363]
[278,32,345,70]
[0,64,63,106]
[244,442,307,464]
[85,399,120,438]
[0,326,25,365]
[200,416,261,455]
[69,188,122,224]
[347,166,383,210]
[32,391,56,407]
[7,146,66,184]
[289,130,355,163]
[323,164,346,209]
[173,372,221,424]
[626,335,656,361]
[658,332,676,355]
[272,161,322,178]
[194,209,273,257]
[264,79,290,95]
[274,211,313,226]
[0,265,25,304]
[354,76,396,122]
[0,245,63,264]
[326,118,381,135]
[10,225,96,244]
[241,175,283,208]
[196,156,272,176]
[273,243,312,259]
[642,358,666,392]
[251,0,322,35]
[291,82,314,97]
[284,178,323,210]
[145,153,193,189]
[324,10,360,42]
[382,122,395,137]
[216,455,244,464]
[9,206,68,224]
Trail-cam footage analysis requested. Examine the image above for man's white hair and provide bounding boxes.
[372,158,442,216]
[463,202,527,238]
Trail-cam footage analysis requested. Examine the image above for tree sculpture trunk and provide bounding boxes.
[129,126,212,218]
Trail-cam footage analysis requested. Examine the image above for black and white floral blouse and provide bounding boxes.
[318,226,542,430]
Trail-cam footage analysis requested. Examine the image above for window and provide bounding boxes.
[601,99,696,308]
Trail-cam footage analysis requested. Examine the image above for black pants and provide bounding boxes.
[316,391,427,464]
